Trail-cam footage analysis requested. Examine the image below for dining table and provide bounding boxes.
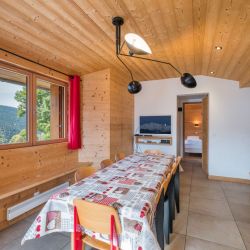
[22,153,175,250]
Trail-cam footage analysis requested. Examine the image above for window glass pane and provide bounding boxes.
[0,67,28,145]
[36,78,65,141]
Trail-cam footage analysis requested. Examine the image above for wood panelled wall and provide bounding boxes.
[79,69,111,166]
[110,70,133,160]
[0,142,78,229]
[184,103,203,139]
[79,68,134,166]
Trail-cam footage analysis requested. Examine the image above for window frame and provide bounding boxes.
[32,74,68,146]
[0,62,68,149]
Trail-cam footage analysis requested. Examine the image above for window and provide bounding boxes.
[0,67,30,146]
[35,77,66,142]
[0,63,67,148]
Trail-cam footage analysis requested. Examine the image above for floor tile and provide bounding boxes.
[1,233,70,250]
[173,209,188,235]
[164,233,185,250]
[180,176,192,185]
[225,190,250,206]
[185,236,243,250]
[180,194,190,210]
[221,182,250,194]
[237,221,250,250]
[189,196,233,219]
[191,178,221,190]
[180,184,191,196]
[0,219,31,247]
[229,202,250,224]
[60,242,94,250]
[190,186,226,201]
[187,212,245,249]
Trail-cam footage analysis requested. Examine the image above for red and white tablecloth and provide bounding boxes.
[22,153,174,250]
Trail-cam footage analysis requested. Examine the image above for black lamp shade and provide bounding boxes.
[128,80,142,94]
[181,73,197,88]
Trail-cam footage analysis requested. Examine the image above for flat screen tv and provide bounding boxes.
[140,115,171,134]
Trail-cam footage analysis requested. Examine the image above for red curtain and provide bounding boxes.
[68,75,81,149]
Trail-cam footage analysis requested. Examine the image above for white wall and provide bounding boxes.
[134,75,250,180]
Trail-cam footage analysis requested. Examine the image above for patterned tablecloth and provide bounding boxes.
[22,153,174,250]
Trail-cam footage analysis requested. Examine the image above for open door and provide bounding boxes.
[202,96,208,174]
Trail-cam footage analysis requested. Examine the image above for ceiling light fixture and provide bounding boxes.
[215,46,222,50]
[125,33,152,55]
[112,16,197,94]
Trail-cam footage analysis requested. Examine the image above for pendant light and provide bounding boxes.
[125,33,152,55]
[112,16,197,94]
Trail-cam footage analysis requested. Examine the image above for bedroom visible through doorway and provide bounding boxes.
[177,94,208,174]
[183,103,203,158]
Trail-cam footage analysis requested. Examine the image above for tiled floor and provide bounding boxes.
[0,158,249,250]
[167,157,250,250]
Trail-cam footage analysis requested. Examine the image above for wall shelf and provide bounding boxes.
[134,135,172,146]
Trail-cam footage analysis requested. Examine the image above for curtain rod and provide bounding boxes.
[0,48,69,77]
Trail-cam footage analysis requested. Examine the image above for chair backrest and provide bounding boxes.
[171,156,182,175]
[155,173,172,204]
[163,173,172,195]
[115,152,126,162]
[74,166,96,183]
[100,159,113,169]
[144,149,163,155]
[171,162,177,175]
[74,199,122,235]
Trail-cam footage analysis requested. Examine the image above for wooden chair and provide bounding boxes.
[144,149,163,155]
[100,159,113,169]
[74,166,97,183]
[115,152,126,162]
[163,173,173,244]
[74,199,122,250]
[154,173,172,249]
[169,157,182,222]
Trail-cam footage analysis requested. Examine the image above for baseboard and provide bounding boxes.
[208,175,250,185]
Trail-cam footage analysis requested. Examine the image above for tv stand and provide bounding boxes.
[134,135,172,146]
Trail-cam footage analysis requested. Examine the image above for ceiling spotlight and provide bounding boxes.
[215,46,222,50]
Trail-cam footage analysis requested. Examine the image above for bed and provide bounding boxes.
[184,136,202,154]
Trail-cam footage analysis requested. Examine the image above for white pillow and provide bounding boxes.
[187,136,200,140]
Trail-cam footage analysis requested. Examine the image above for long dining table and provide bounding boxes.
[22,153,174,250]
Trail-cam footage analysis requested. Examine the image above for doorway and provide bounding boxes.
[183,102,203,158]
[177,94,208,174]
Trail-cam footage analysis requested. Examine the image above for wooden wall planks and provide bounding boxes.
[0,0,249,86]
[0,172,75,231]
[184,103,203,139]
[0,142,78,196]
[0,142,79,230]
[110,69,134,159]
[79,68,134,166]
[79,69,111,166]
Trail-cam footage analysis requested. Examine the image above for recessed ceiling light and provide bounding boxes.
[210,71,215,74]
[215,46,222,50]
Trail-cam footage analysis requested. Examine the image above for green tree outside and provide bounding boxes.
[10,87,51,143]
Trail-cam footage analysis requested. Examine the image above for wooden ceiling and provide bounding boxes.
[0,0,249,87]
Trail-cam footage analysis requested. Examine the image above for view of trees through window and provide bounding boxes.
[0,66,66,146]
[0,69,28,145]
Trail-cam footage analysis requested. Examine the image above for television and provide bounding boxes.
[140,115,171,134]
